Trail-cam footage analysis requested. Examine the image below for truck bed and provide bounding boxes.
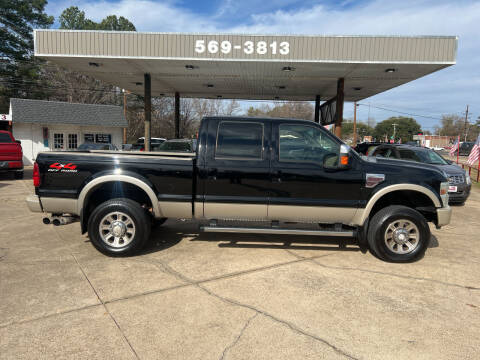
[36,151,196,203]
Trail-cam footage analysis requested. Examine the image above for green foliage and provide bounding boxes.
[374,117,422,142]
[59,7,136,31]
[246,102,313,120]
[341,121,374,141]
[0,0,54,112]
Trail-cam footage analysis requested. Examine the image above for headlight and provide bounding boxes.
[465,173,471,185]
[440,181,449,207]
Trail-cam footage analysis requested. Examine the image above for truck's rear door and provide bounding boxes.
[200,118,271,220]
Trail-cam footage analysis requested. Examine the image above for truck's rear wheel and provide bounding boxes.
[87,198,151,256]
[367,205,430,263]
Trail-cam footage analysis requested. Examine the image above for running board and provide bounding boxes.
[201,226,354,237]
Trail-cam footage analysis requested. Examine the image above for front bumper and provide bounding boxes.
[436,206,452,227]
[26,195,43,213]
[448,184,471,203]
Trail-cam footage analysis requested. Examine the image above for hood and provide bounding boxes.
[365,156,445,174]
[434,163,465,176]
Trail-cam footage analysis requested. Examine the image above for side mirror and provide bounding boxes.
[15,140,21,144]
[323,144,351,170]
[446,159,453,165]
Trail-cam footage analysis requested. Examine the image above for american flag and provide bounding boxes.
[467,134,480,166]
[449,137,459,157]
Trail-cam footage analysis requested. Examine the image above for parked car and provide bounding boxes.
[0,130,24,179]
[26,116,452,263]
[133,137,167,151]
[354,142,385,156]
[459,142,475,156]
[77,142,118,151]
[371,144,471,204]
[156,139,197,152]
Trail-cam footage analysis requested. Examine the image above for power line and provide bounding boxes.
[357,103,444,121]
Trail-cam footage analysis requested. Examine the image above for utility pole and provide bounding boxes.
[353,102,357,146]
[464,105,469,142]
[392,123,398,142]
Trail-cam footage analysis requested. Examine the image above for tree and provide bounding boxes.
[374,117,422,142]
[0,0,54,112]
[58,6,96,30]
[341,120,374,142]
[246,101,314,120]
[43,7,137,105]
[59,7,136,31]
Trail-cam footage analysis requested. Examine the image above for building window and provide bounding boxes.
[84,133,112,144]
[68,134,78,149]
[54,133,64,150]
[96,134,112,144]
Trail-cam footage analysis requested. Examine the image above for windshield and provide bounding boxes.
[398,148,448,165]
[0,133,12,143]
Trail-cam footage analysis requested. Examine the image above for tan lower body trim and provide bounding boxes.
[268,205,357,224]
[158,201,192,219]
[41,197,78,215]
[203,203,267,220]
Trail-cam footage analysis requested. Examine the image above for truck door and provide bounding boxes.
[202,118,271,220]
[268,121,363,223]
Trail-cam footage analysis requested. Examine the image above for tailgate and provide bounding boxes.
[0,143,22,161]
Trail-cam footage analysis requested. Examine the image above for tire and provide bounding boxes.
[14,171,24,179]
[87,198,151,256]
[367,205,430,263]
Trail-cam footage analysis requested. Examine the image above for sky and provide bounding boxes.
[44,0,480,131]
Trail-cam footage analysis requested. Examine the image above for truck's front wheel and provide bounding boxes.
[367,205,430,263]
[87,198,151,256]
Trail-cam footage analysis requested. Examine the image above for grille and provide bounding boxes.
[448,175,464,185]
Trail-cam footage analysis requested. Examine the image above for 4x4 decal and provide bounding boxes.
[48,162,78,173]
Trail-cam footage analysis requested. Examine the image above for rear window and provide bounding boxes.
[215,122,264,160]
[0,133,12,143]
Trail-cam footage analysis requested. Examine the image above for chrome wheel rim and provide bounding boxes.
[99,212,136,248]
[384,219,419,254]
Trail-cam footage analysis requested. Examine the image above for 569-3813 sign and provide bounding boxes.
[194,40,290,55]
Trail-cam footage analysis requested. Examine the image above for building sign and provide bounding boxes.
[194,40,290,56]
[0,114,11,121]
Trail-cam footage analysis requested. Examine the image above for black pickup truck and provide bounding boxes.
[27,116,452,262]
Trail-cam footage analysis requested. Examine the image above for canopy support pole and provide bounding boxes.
[144,73,151,151]
[334,78,344,138]
[175,92,180,138]
[314,95,321,123]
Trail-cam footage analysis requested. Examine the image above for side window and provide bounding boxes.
[279,124,339,163]
[215,121,264,160]
[398,149,421,162]
[374,147,393,158]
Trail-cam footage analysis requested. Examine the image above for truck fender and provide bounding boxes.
[353,183,441,226]
[77,174,161,217]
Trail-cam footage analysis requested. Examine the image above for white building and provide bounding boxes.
[6,98,126,165]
